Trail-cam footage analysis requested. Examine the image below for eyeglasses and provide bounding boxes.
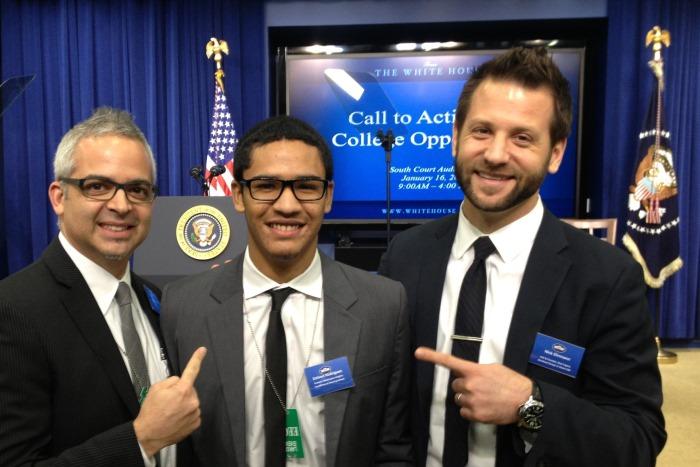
[60,176,158,204]
[239,177,329,202]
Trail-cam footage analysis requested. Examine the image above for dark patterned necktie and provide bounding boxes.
[115,282,151,401]
[264,287,295,467]
[443,236,496,466]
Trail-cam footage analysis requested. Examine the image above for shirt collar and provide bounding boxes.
[58,232,131,315]
[242,247,323,301]
[452,197,544,263]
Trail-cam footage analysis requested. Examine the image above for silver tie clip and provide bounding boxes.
[451,334,483,343]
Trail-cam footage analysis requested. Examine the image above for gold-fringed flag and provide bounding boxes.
[622,26,683,288]
[204,37,237,196]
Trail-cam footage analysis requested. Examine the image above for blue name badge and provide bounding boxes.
[304,356,355,397]
[528,333,585,378]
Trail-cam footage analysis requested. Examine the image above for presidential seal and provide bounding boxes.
[176,205,230,260]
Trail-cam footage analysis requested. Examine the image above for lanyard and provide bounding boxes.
[244,291,321,411]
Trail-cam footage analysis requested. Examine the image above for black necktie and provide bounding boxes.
[443,236,496,467]
[264,287,295,467]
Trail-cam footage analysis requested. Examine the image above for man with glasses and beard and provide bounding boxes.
[379,47,665,466]
[160,115,412,466]
[0,107,205,467]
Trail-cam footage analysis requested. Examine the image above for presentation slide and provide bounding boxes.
[286,50,581,220]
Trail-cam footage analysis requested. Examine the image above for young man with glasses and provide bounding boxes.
[0,107,206,467]
[160,115,412,466]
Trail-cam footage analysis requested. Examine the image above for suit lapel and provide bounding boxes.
[503,211,571,373]
[320,255,362,467]
[206,258,247,467]
[132,276,164,342]
[43,239,140,417]
[132,276,171,373]
[414,216,457,429]
[494,212,571,465]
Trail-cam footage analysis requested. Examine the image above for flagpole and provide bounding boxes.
[644,26,678,364]
[653,288,677,363]
[203,37,237,197]
[206,37,228,93]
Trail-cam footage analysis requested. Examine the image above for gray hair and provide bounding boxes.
[53,107,156,181]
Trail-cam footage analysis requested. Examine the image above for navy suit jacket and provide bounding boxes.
[378,210,666,466]
[0,238,163,467]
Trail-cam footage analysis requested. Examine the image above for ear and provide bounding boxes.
[547,139,567,174]
[231,181,246,213]
[323,181,334,214]
[452,124,459,157]
[48,181,66,217]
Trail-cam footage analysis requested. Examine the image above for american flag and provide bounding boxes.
[204,83,237,196]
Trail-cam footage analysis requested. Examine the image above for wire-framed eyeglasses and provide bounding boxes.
[60,176,158,204]
[239,177,329,202]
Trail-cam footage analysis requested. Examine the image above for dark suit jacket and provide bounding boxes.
[0,238,163,467]
[160,252,413,466]
[378,210,666,467]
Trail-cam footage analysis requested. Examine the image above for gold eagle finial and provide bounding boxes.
[645,26,671,50]
[206,37,229,92]
[645,26,670,90]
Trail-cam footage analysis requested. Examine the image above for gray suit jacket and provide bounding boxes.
[161,252,413,466]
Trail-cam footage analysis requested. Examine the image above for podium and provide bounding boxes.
[133,196,248,288]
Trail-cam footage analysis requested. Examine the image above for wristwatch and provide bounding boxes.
[517,380,544,432]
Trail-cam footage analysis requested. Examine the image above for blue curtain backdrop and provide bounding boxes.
[602,0,699,338]
[2,0,698,340]
[0,0,265,276]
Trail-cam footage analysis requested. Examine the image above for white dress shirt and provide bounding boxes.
[426,199,544,467]
[59,233,173,467]
[242,248,326,467]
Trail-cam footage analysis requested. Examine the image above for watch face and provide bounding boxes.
[525,404,544,416]
[519,398,544,431]
[523,407,543,425]
[523,416,543,430]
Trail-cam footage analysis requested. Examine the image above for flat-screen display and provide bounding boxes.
[285,49,582,221]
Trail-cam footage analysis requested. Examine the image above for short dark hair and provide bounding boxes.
[233,115,333,181]
[454,46,572,144]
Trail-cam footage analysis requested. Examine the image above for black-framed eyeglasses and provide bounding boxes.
[239,177,329,202]
[60,176,158,204]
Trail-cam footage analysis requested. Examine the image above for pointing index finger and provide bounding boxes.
[415,346,475,375]
[179,346,207,387]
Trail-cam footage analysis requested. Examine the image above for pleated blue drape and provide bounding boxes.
[0,0,265,277]
[2,0,698,339]
[603,0,699,338]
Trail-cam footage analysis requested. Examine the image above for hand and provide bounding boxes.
[134,347,207,457]
[415,346,531,425]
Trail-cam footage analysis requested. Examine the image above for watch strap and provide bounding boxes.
[518,380,544,431]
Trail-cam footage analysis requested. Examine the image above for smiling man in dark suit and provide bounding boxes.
[0,107,205,467]
[379,47,665,466]
[160,115,412,466]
